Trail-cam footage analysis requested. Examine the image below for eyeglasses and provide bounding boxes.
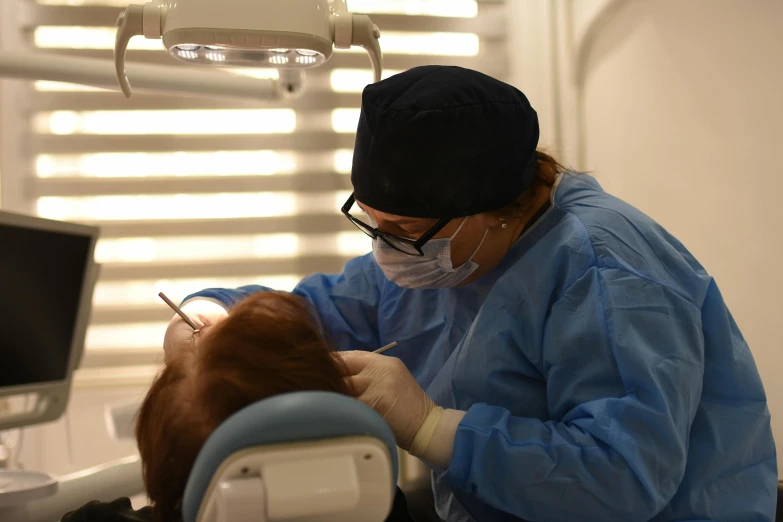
[341,193,451,256]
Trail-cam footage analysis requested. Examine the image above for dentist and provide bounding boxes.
[164,66,777,522]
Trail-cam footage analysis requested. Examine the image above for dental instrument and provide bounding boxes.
[158,292,200,333]
[374,342,398,355]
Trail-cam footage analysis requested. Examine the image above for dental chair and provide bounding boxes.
[181,391,400,522]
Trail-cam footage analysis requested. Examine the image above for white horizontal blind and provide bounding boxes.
[7,0,508,373]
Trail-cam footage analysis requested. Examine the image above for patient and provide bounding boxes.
[62,292,415,522]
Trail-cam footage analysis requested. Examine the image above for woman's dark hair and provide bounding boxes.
[135,292,350,522]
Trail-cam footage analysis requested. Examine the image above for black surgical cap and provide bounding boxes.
[351,65,540,218]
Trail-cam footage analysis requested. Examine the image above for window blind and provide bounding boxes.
[4,0,508,380]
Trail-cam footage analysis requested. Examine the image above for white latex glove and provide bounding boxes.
[162,298,229,364]
[337,350,436,452]
[338,350,467,468]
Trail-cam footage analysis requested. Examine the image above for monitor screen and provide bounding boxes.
[0,222,93,387]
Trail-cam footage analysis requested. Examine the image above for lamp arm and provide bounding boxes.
[331,12,383,83]
[351,15,382,82]
[0,51,284,102]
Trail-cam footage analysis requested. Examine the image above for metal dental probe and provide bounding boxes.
[158,292,200,332]
[374,342,398,355]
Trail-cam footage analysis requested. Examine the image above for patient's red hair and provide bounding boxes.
[135,292,350,522]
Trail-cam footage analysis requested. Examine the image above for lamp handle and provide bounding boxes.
[114,5,144,98]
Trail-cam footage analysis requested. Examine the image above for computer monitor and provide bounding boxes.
[0,210,99,431]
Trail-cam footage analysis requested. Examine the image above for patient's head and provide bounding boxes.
[136,292,349,522]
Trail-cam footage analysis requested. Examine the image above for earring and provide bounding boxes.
[500,218,508,229]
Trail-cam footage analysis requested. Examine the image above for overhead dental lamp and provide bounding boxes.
[115,0,383,98]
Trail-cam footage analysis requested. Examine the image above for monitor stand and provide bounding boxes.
[0,393,59,507]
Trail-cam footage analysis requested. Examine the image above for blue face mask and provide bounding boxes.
[372,217,489,289]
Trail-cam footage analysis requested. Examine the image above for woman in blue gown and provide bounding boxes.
[165,66,777,522]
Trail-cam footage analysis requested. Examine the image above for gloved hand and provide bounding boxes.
[162,298,229,364]
[336,350,436,452]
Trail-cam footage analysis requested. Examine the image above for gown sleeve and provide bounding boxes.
[442,266,705,522]
[181,253,382,352]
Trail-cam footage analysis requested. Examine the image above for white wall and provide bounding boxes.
[508,0,782,473]
[579,0,783,472]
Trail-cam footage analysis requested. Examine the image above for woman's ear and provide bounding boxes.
[475,212,505,229]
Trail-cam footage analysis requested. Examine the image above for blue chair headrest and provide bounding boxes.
[182,391,399,522]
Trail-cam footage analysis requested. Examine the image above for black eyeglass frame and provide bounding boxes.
[341,193,451,256]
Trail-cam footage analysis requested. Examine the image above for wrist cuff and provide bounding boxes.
[410,408,466,470]
[410,406,443,456]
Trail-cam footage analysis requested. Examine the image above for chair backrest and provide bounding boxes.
[182,391,399,522]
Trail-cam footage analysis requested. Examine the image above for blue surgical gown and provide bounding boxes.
[185,174,777,521]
